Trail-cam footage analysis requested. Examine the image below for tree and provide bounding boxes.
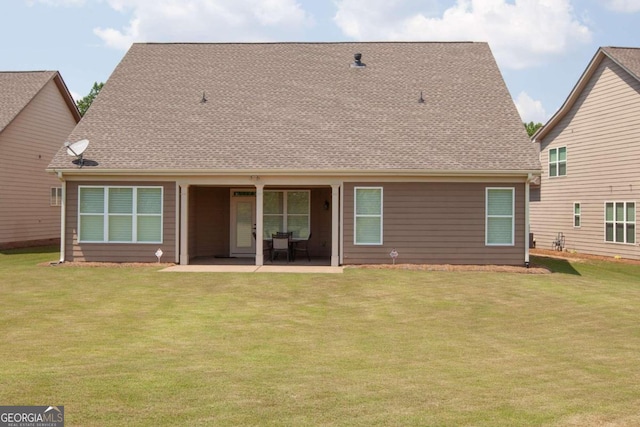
[524,121,543,137]
[76,82,104,116]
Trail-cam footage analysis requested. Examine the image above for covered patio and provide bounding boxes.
[178,181,341,266]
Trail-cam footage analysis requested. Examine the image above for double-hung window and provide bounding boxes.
[605,202,635,244]
[354,187,383,245]
[549,147,567,177]
[50,187,62,206]
[79,186,163,243]
[486,188,514,246]
[574,203,581,228]
[263,190,310,239]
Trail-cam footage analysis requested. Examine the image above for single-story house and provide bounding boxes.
[0,71,81,249]
[531,46,640,260]
[47,42,540,266]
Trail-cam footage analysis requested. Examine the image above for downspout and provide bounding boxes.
[524,173,532,267]
[57,171,66,263]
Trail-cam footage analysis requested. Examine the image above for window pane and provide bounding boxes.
[287,215,309,239]
[80,215,104,241]
[487,217,513,245]
[549,149,557,163]
[558,162,566,176]
[627,224,635,244]
[80,188,104,213]
[287,192,309,215]
[558,147,566,161]
[264,192,283,215]
[605,223,614,242]
[627,203,635,222]
[549,163,557,177]
[263,215,283,238]
[616,203,625,222]
[356,217,381,244]
[616,223,625,242]
[109,215,132,241]
[605,203,614,221]
[138,216,162,242]
[574,216,580,227]
[356,189,381,215]
[109,188,133,214]
[487,189,513,216]
[138,188,162,214]
[574,204,580,215]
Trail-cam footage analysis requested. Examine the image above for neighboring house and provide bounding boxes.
[0,71,81,249]
[47,42,540,266]
[531,47,640,260]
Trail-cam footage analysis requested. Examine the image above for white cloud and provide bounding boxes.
[601,0,640,13]
[94,0,314,50]
[25,0,85,5]
[515,91,548,123]
[334,0,592,69]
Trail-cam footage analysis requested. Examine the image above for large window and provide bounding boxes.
[605,202,635,244]
[354,187,383,245]
[549,147,567,177]
[78,186,163,243]
[263,190,309,239]
[486,188,514,246]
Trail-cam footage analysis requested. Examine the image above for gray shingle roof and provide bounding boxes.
[0,71,58,133]
[49,42,539,173]
[603,47,640,81]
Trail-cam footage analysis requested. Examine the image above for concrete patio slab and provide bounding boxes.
[161,265,343,274]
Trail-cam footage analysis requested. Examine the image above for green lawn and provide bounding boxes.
[1,247,640,426]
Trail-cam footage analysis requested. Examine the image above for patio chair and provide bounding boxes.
[252,232,272,260]
[293,232,312,262]
[271,235,291,263]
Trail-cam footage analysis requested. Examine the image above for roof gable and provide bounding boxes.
[534,47,640,142]
[49,42,539,173]
[0,71,80,134]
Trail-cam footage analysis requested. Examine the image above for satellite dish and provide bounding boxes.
[64,139,89,166]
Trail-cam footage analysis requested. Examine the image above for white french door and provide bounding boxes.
[230,190,256,256]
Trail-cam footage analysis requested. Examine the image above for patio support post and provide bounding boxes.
[525,174,531,266]
[255,183,264,266]
[179,184,190,265]
[331,184,340,267]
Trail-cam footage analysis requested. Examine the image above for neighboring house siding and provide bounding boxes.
[343,182,526,265]
[64,181,176,262]
[0,79,77,246]
[531,56,640,259]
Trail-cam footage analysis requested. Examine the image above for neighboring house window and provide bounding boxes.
[574,203,581,228]
[50,187,62,206]
[486,188,514,246]
[605,202,635,244]
[263,190,310,239]
[78,186,163,243]
[549,147,567,177]
[354,187,383,245]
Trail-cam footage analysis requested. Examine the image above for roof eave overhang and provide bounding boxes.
[49,167,541,178]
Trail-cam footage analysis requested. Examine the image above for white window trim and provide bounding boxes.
[263,190,310,239]
[50,187,62,207]
[548,146,567,178]
[604,201,636,245]
[78,185,163,244]
[573,202,581,228]
[354,186,383,246]
[485,187,515,246]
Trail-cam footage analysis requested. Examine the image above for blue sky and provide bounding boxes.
[2,0,640,123]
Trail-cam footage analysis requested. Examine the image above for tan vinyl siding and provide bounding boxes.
[343,182,526,265]
[531,56,640,259]
[0,79,77,246]
[65,181,176,262]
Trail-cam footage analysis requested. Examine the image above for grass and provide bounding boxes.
[1,247,640,426]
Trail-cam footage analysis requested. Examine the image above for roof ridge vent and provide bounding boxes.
[351,53,366,68]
